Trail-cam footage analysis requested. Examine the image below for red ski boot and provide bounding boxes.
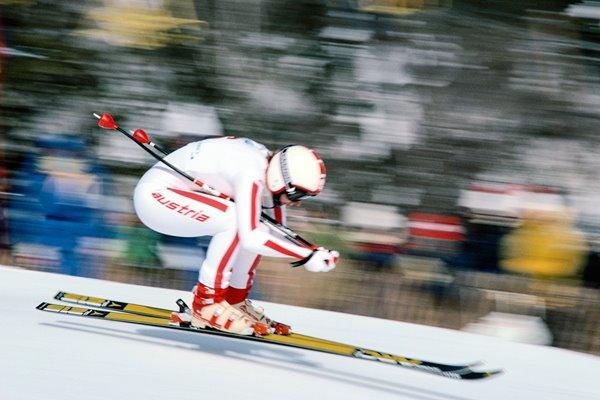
[227,287,292,335]
[190,283,255,336]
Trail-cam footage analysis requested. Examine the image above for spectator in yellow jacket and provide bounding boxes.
[500,205,587,280]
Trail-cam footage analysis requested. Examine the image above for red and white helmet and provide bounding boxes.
[266,145,326,202]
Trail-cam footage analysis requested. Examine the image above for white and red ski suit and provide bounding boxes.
[133,137,314,303]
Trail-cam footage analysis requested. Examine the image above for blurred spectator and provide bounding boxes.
[346,227,403,270]
[8,134,112,275]
[341,202,405,270]
[582,235,600,288]
[405,213,464,259]
[454,183,573,273]
[1,15,7,263]
[446,212,510,272]
[500,205,588,280]
[114,212,161,269]
[0,163,8,264]
[101,211,164,286]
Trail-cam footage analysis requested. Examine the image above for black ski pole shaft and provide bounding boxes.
[93,112,314,248]
[94,113,230,200]
[260,212,313,248]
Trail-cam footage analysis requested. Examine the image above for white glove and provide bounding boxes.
[303,248,339,273]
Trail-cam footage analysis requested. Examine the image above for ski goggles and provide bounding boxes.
[272,188,315,206]
[285,187,315,202]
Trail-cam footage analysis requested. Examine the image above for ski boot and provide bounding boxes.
[233,299,292,335]
[188,283,256,336]
[227,288,291,335]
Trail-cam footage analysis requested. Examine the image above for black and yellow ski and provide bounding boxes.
[38,292,502,380]
[54,291,173,318]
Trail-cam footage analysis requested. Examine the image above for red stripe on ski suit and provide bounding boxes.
[264,240,304,259]
[246,255,262,288]
[273,207,284,224]
[215,233,240,288]
[167,187,229,212]
[250,182,260,230]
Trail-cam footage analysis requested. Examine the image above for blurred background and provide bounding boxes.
[1,0,599,355]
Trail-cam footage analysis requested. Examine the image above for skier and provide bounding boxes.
[133,137,338,335]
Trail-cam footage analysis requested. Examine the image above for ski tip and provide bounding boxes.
[54,291,65,300]
[480,369,504,379]
[461,368,504,380]
[36,302,49,310]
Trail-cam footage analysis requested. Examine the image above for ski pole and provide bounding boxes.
[93,112,314,249]
[94,113,229,201]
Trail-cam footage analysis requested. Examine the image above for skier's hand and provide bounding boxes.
[303,248,339,272]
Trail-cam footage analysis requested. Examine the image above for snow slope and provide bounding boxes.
[1,266,599,400]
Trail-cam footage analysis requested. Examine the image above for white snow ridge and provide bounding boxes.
[1,266,599,400]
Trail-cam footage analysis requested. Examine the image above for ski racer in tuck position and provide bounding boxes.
[133,137,339,336]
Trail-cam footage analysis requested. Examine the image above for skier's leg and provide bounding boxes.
[134,183,254,335]
[226,248,292,334]
[191,232,256,335]
[227,249,267,322]
[197,227,245,290]
[227,249,261,303]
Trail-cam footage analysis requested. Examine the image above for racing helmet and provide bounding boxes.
[266,145,326,202]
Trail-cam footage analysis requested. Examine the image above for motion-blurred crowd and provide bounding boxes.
[2,138,599,288]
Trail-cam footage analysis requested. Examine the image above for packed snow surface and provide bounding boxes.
[1,266,599,400]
